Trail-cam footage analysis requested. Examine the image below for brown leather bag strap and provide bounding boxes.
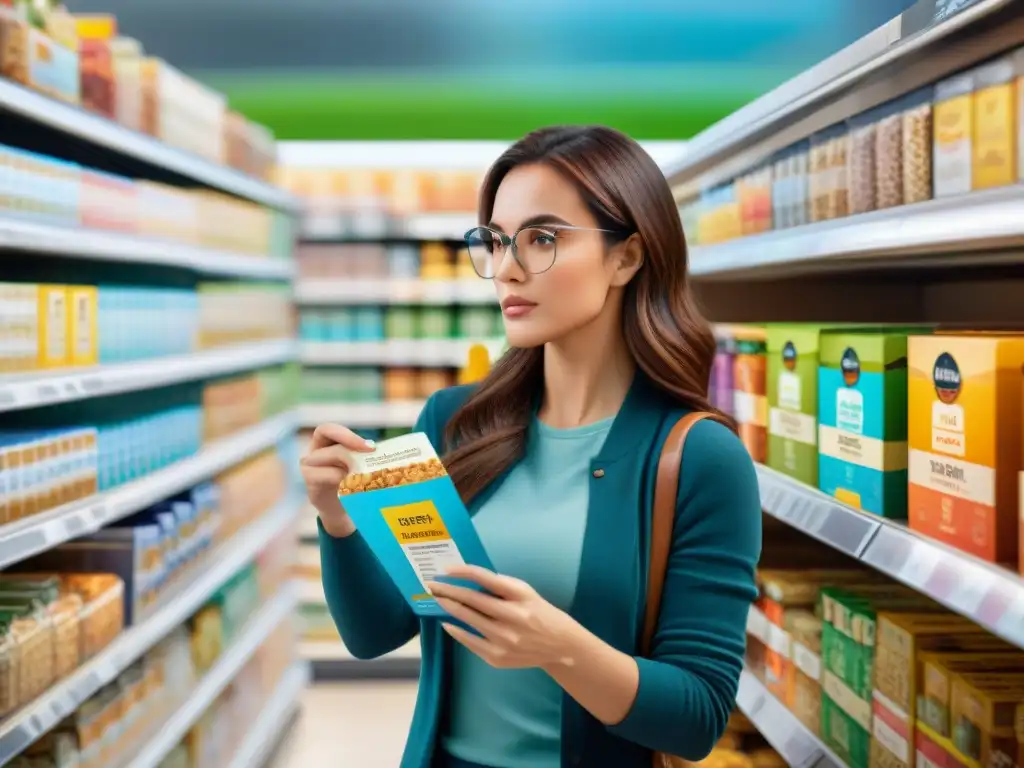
[641,412,718,656]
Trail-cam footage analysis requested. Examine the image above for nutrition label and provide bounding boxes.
[381,500,466,592]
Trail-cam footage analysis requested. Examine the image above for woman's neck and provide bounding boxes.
[537,303,635,429]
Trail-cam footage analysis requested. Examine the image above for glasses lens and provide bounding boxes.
[515,227,558,274]
[465,227,501,279]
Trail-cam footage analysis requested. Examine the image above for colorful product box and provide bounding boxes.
[37,284,69,368]
[818,330,911,518]
[67,285,98,367]
[767,325,831,486]
[0,283,39,373]
[908,335,1024,565]
[711,331,736,417]
[733,327,768,463]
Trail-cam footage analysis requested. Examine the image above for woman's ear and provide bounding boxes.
[609,234,645,287]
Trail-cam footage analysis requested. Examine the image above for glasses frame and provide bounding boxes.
[463,224,620,279]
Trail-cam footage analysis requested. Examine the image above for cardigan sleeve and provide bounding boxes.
[606,419,761,759]
[317,394,441,659]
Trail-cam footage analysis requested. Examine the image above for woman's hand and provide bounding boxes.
[428,565,579,670]
[300,424,375,538]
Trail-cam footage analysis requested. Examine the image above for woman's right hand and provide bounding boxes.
[300,424,376,538]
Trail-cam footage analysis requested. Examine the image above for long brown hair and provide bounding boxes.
[443,125,722,503]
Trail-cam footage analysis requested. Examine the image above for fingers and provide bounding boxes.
[428,580,523,622]
[434,598,515,644]
[309,423,376,453]
[301,443,359,470]
[442,623,502,663]
[440,565,531,600]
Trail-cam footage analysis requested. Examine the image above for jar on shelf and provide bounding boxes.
[901,87,935,206]
[875,101,905,210]
[847,108,879,215]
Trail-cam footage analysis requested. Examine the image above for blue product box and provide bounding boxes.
[337,432,494,623]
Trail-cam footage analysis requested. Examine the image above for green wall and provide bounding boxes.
[207,68,780,140]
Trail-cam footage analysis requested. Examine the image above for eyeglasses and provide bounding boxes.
[464,225,618,279]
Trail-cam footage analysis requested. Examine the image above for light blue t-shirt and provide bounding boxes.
[442,416,613,768]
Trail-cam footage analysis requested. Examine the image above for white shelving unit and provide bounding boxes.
[0,77,298,212]
[225,662,309,768]
[658,0,1024,765]
[295,278,495,306]
[299,400,424,430]
[125,584,300,768]
[0,217,296,278]
[300,338,505,368]
[0,412,297,571]
[0,496,300,763]
[0,339,297,413]
[0,71,303,764]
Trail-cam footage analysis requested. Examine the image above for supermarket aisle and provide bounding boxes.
[273,679,418,767]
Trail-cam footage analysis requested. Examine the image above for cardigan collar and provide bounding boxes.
[592,370,671,464]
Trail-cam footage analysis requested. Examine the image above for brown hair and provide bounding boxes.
[443,125,724,503]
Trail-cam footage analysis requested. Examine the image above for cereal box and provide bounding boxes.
[336,432,494,620]
[908,334,1024,565]
[818,329,911,518]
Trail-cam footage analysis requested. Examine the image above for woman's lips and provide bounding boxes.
[503,304,536,318]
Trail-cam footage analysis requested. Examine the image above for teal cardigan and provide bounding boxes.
[318,373,762,768]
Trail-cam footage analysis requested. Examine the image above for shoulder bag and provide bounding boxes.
[644,412,722,768]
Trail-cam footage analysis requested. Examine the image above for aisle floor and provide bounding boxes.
[273,680,418,767]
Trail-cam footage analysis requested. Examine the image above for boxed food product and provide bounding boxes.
[37,284,69,368]
[712,330,736,418]
[871,613,1007,768]
[790,142,811,227]
[933,72,975,197]
[971,55,1017,191]
[67,285,98,367]
[0,282,39,373]
[0,15,80,105]
[949,672,1024,765]
[907,334,1024,565]
[75,15,116,118]
[920,651,1024,739]
[767,325,837,486]
[110,36,143,131]
[818,329,911,518]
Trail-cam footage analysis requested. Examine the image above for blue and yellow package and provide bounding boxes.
[338,432,494,620]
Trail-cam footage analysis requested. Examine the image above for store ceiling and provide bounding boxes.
[64,0,917,140]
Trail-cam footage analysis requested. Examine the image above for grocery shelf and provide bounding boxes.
[0,411,298,571]
[299,400,424,429]
[664,0,1013,192]
[0,217,295,279]
[299,577,325,605]
[300,338,506,367]
[301,211,475,242]
[225,662,309,768]
[124,585,299,768]
[688,186,1024,280]
[0,338,297,414]
[302,639,421,681]
[295,278,495,306]
[0,78,299,212]
[735,669,844,768]
[756,464,1024,650]
[0,495,301,765]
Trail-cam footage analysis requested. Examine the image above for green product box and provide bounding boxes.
[385,307,420,339]
[821,693,870,768]
[420,307,455,339]
[767,325,832,486]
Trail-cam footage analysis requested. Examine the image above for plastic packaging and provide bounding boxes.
[875,102,905,209]
[847,110,878,215]
[901,88,935,205]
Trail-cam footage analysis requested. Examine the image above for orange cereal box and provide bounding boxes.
[908,334,1024,565]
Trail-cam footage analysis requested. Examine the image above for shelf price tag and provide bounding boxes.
[897,543,939,592]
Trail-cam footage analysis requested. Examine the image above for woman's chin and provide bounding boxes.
[503,327,548,349]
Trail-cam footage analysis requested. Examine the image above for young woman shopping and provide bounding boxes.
[301,125,762,768]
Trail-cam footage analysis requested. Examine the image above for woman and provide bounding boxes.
[301,125,762,768]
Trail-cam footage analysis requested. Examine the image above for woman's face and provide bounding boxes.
[485,163,637,349]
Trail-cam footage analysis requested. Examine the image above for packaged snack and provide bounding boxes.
[971,55,1017,191]
[933,72,975,197]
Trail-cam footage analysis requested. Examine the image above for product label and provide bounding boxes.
[769,407,816,445]
[793,641,821,682]
[819,425,906,471]
[836,387,864,434]
[933,96,973,196]
[45,290,66,363]
[908,449,994,506]
[73,291,92,359]
[382,500,466,593]
[823,670,872,730]
[778,370,802,411]
[733,391,767,427]
[336,432,495,619]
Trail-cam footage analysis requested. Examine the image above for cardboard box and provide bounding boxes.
[908,334,1024,565]
[818,330,911,518]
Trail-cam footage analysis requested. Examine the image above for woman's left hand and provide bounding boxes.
[428,565,578,670]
